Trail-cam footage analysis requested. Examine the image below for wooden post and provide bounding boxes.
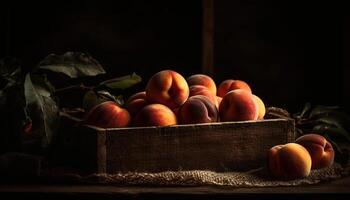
[343,15,350,113]
[202,0,214,77]
[0,8,10,56]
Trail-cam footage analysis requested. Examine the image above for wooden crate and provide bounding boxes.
[55,118,295,174]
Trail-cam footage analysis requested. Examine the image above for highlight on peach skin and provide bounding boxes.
[125,91,147,104]
[133,103,177,127]
[219,89,259,121]
[177,95,219,124]
[187,74,217,95]
[268,143,312,180]
[216,96,222,107]
[253,94,266,120]
[189,85,218,108]
[124,91,149,116]
[146,70,189,109]
[85,101,131,128]
[217,79,252,97]
[295,134,335,169]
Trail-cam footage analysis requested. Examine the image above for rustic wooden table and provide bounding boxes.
[1,176,349,199]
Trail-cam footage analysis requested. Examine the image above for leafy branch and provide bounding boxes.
[266,103,350,166]
[0,52,142,155]
[293,103,350,166]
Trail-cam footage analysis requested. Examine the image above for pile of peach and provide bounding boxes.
[85,69,266,128]
[268,133,335,180]
[83,70,336,180]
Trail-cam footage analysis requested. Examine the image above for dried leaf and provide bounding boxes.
[265,107,291,119]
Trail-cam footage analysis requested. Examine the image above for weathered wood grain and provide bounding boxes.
[61,119,294,173]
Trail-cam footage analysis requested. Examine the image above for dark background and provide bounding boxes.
[0,1,349,114]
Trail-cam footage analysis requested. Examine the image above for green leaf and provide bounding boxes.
[312,123,350,142]
[24,73,59,148]
[37,52,106,78]
[1,58,23,91]
[97,90,118,102]
[29,74,55,97]
[40,96,60,147]
[314,116,348,132]
[115,95,124,106]
[300,102,312,118]
[0,57,22,77]
[311,111,350,131]
[98,72,142,90]
[82,90,102,112]
[82,90,123,112]
[324,134,343,154]
[309,105,340,119]
[324,134,350,167]
[0,76,29,153]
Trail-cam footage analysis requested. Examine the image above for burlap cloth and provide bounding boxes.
[48,162,350,187]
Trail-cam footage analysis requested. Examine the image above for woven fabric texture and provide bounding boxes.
[48,163,350,187]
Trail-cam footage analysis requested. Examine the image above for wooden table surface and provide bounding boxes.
[1,176,350,200]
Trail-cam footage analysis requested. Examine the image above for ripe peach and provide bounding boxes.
[219,89,259,121]
[295,134,335,169]
[186,74,217,95]
[268,143,312,180]
[85,101,131,128]
[125,91,146,104]
[124,91,149,116]
[146,70,189,109]
[216,96,222,107]
[125,98,149,116]
[189,85,218,108]
[178,95,219,124]
[253,95,266,120]
[172,107,180,117]
[133,104,177,127]
[217,79,252,97]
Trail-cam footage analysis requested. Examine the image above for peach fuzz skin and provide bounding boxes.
[268,143,312,180]
[125,91,146,104]
[296,134,335,169]
[133,104,177,127]
[217,79,252,97]
[85,101,131,128]
[186,74,217,95]
[189,85,218,108]
[253,95,266,120]
[219,89,259,122]
[216,96,222,107]
[177,95,219,124]
[124,91,149,116]
[146,70,189,109]
[125,98,149,117]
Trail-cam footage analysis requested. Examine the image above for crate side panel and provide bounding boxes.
[104,119,294,173]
